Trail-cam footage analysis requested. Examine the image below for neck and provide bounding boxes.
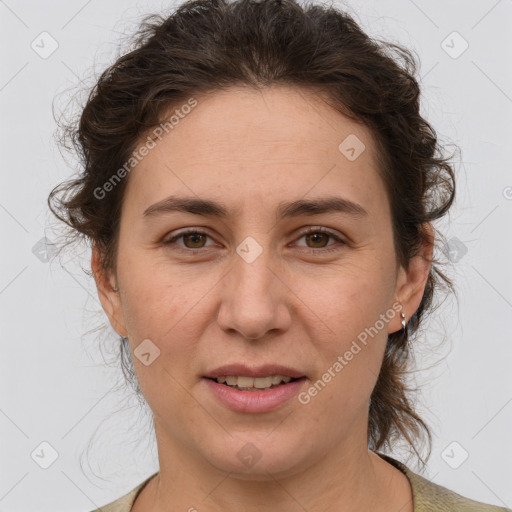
[132,420,411,512]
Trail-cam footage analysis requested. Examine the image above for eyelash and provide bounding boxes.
[162,227,346,255]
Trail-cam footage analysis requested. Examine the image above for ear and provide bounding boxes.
[91,243,128,337]
[390,223,434,333]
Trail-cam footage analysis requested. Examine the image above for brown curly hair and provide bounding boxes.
[48,0,457,466]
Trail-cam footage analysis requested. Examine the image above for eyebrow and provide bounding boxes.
[142,195,368,220]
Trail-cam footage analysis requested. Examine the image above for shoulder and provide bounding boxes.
[377,452,511,512]
[89,472,158,512]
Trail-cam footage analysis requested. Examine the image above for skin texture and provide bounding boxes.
[92,85,432,512]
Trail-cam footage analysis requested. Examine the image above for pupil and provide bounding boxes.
[307,233,327,247]
[185,233,204,248]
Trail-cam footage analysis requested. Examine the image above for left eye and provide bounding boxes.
[295,229,344,250]
[163,228,344,252]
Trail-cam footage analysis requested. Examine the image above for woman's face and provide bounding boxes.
[94,85,429,478]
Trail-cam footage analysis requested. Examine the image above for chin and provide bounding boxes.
[200,431,313,480]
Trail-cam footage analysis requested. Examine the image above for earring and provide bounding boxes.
[400,310,407,330]
[112,283,119,292]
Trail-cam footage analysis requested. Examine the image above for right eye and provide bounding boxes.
[162,229,216,251]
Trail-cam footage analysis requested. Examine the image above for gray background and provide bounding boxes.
[0,0,511,510]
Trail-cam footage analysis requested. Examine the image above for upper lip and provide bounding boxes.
[204,364,305,379]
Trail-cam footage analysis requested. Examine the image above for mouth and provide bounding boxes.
[202,364,308,413]
[206,375,302,391]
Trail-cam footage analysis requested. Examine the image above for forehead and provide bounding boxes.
[123,85,387,218]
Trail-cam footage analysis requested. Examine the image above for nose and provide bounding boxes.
[216,246,292,340]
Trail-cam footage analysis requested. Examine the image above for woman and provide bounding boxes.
[48,0,510,510]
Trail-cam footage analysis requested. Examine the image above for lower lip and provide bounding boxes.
[203,377,307,413]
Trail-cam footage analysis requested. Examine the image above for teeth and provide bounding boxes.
[237,376,255,388]
[215,375,294,389]
[254,377,273,388]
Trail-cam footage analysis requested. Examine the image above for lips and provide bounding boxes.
[202,363,307,412]
[204,376,307,413]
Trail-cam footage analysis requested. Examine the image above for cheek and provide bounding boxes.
[118,267,203,410]
[294,255,394,344]
[116,250,216,389]
[116,246,199,336]
[293,255,393,401]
